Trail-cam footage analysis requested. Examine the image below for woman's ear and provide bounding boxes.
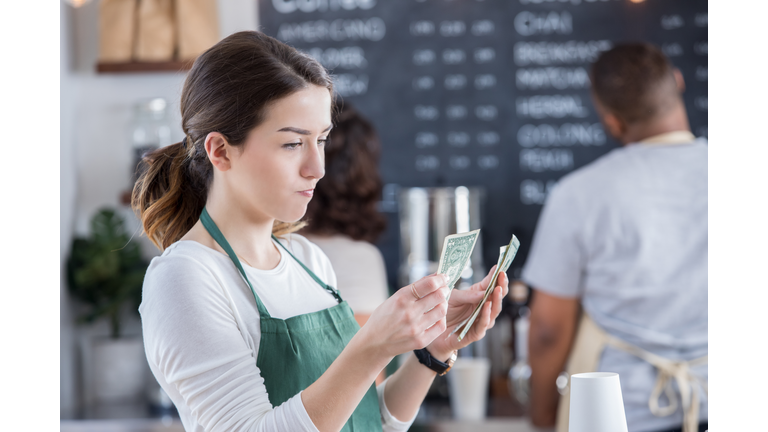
[205,132,233,172]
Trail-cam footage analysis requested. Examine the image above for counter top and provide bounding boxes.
[60,399,548,432]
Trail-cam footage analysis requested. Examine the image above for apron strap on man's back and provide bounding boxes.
[604,334,708,432]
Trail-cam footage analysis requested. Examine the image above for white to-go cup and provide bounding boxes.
[446,357,491,421]
[569,372,628,432]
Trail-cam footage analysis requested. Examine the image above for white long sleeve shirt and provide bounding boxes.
[139,234,414,432]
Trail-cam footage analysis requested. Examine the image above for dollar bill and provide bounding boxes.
[437,229,480,298]
[455,235,520,341]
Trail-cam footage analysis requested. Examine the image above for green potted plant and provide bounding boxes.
[67,207,149,403]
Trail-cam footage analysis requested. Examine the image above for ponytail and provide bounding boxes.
[132,140,307,250]
[132,141,208,251]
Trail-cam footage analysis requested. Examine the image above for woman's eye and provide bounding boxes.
[318,137,329,146]
[283,142,301,149]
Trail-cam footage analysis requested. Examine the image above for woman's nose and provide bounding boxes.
[301,142,325,179]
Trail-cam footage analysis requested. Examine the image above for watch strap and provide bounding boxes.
[413,348,456,376]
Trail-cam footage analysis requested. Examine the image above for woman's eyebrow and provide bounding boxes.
[277,125,333,135]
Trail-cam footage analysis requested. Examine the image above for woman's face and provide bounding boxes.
[225,85,332,223]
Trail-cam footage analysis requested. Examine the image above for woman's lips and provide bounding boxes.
[297,189,314,198]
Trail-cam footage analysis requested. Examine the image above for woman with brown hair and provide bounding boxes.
[301,101,389,327]
[134,31,508,432]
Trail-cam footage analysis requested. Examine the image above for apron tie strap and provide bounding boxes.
[604,334,708,432]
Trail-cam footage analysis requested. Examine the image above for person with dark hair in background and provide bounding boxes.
[301,101,389,328]
[133,31,509,432]
[523,43,707,432]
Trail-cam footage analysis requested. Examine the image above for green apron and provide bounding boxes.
[200,208,382,431]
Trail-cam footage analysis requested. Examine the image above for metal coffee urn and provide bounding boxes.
[398,186,486,292]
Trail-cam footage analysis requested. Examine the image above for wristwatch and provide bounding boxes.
[413,348,458,376]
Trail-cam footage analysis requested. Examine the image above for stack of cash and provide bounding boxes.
[453,235,520,341]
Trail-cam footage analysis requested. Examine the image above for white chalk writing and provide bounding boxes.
[474,47,496,64]
[520,179,557,205]
[440,21,466,37]
[272,0,376,14]
[515,11,573,36]
[477,131,500,146]
[514,40,611,66]
[476,105,498,121]
[696,66,707,82]
[517,123,605,147]
[415,132,439,148]
[307,46,367,69]
[410,20,435,36]
[447,132,470,147]
[520,149,574,172]
[446,105,468,120]
[662,43,683,57]
[450,155,471,170]
[516,95,589,119]
[471,20,495,36]
[695,13,708,27]
[474,74,497,90]
[445,74,467,90]
[333,74,368,96]
[695,96,707,111]
[416,155,440,171]
[516,67,590,90]
[413,49,436,65]
[694,41,708,55]
[478,155,499,170]
[443,49,466,64]
[413,76,435,90]
[415,105,439,120]
[277,18,386,43]
[661,15,684,30]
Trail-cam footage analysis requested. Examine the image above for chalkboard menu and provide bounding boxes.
[260,0,708,286]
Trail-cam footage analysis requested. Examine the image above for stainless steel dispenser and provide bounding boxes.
[398,186,486,290]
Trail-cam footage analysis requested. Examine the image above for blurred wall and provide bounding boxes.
[60,0,258,414]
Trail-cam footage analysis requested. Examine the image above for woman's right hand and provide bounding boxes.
[357,274,450,359]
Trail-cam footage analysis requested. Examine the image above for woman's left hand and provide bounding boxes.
[424,266,509,360]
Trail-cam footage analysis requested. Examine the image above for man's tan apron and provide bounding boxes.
[556,313,708,432]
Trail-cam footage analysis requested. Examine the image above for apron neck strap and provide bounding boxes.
[199,208,343,317]
[200,207,271,318]
[272,234,343,303]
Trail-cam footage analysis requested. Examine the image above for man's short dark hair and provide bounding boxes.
[590,43,680,123]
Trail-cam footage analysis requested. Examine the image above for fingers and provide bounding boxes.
[422,295,448,325]
[471,297,493,341]
[446,286,485,306]
[473,265,497,292]
[497,272,510,297]
[420,286,450,313]
[488,286,503,329]
[420,316,447,347]
[412,274,449,299]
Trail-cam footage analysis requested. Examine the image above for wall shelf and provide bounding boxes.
[96,60,193,74]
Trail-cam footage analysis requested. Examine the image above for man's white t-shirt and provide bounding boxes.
[139,233,414,432]
[522,134,708,432]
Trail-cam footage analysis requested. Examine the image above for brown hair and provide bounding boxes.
[132,31,333,250]
[590,42,680,124]
[301,101,386,243]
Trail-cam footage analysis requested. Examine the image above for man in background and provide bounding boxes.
[522,43,708,432]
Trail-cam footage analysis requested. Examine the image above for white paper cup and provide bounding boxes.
[446,357,491,421]
[569,372,628,432]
